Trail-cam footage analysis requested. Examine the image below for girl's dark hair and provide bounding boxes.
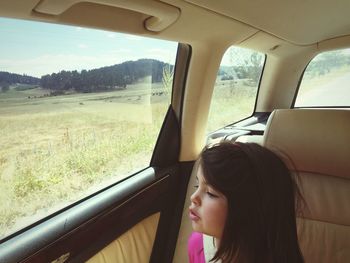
[199,142,304,263]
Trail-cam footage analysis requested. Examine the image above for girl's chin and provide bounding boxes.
[191,221,202,231]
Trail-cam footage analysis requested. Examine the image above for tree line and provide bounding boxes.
[1,59,173,94]
[40,59,172,93]
[218,51,264,85]
[305,50,350,77]
[0,72,40,92]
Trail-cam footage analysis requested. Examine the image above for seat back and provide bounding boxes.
[173,109,350,263]
[263,109,350,262]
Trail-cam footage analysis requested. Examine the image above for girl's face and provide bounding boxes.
[189,165,228,238]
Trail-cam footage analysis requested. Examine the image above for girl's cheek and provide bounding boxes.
[206,199,223,212]
[210,199,228,217]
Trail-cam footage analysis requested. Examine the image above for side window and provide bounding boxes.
[295,49,350,107]
[0,18,177,239]
[207,46,264,132]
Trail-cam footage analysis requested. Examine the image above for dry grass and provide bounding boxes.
[207,79,258,132]
[0,78,255,238]
[0,83,168,238]
[299,65,350,95]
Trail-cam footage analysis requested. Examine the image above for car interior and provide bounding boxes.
[0,0,349,262]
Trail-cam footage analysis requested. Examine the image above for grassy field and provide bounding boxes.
[0,77,258,239]
[207,79,258,132]
[0,81,169,238]
[299,65,350,94]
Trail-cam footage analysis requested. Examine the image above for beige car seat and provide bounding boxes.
[262,109,350,262]
[174,109,350,263]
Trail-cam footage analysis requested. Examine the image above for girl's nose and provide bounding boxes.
[190,189,200,205]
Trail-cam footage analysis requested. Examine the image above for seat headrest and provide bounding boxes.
[263,109,350,179]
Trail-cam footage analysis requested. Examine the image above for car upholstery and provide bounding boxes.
[175,109,350,262]
[86,213,160,263]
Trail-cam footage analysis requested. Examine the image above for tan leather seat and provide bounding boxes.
[235,134,263,144]
[263,109,350,263]
[86,213,160,263]
[174,109,350,263]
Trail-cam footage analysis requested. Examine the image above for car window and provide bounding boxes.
[207,46,264,132]
[0,17,177,240]
[295,48,350,107]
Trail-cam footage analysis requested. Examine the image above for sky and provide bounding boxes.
[0,17,178,78]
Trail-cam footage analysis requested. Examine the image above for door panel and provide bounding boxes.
[86,213,160,263]
[150,162,194,263]
[0,167,169,262]
[0,107,192,263]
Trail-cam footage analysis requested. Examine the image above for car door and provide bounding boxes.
[0,16,193,262]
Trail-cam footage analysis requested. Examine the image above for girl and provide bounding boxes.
[188,142,304,263]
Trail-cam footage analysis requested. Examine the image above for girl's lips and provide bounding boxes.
[189,208,200,221]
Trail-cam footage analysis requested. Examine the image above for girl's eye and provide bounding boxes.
[194,185,199,189]
[206,191,219,198]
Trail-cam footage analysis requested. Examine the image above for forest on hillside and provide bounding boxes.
[40,59,172,93]
[0,59,173,94]
[0,72,39,92]
[1,50,347,94]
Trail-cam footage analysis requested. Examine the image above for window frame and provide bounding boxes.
[292,48,350,109]
[0,17,182,241]
[0,42,192,263]
[207,50,267,134]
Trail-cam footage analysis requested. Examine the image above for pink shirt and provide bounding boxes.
[188,232,206,263]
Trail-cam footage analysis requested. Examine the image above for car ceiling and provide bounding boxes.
[185,0,350,46]
[1,0,350,48]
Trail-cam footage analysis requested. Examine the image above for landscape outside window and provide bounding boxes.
[0,18,177,239]
[295,48,350,107]
[207,46,264,132]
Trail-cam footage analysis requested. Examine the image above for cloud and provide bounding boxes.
[78,44,88,49]
[145,48,176,63]
[124,35,142,41]
[75,27,90,32]
[106,33,116,38]
[0,46,177,77]
[109,48,132,54]
[0,54,130,77]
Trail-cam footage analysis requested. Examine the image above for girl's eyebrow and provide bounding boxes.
[196,175,207,185]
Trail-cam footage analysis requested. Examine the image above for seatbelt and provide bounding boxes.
[203,234,221,263]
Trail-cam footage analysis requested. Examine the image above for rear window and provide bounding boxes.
[295,48,350,107]
[207,46,264,132]
[0,17,177,239]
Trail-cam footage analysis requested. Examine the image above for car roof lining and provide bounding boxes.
[2,0,350,55]
[184,0,350,46]
[33,0,181,32]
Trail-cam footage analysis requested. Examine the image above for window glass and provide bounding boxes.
[295,49,350,107]
[0,17,177,239]
[207,46,264,132]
